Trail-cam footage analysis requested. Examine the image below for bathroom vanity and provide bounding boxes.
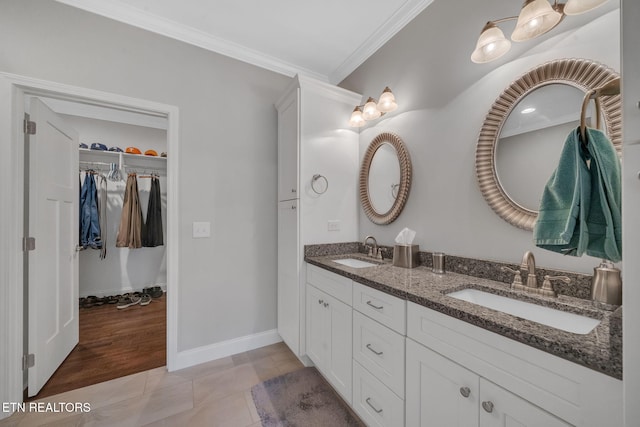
[303,250,622,427]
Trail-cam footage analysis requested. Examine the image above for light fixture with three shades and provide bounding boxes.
[471,0,610,64]
[349,87,398,127]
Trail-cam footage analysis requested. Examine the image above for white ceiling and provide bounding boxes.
[55,0,434,83]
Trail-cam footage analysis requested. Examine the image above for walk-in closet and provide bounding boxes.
[28,99,169,399]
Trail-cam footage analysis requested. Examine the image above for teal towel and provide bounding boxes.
[533,128,590,256]
[533,127,622,262]
[584,127,622,262]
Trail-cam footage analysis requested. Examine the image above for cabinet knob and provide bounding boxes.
[318,299,323,305]
[291,205,296,210]
[366,343,383,356]
[291,188,296,193]
[323,302,329,308]
[365,397,383,414]
[482,401,494,413]
[459,387,471,398]
[366,301,384,310]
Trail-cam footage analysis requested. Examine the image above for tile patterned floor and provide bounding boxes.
[0,342,303,427]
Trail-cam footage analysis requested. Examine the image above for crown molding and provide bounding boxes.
[328,0,435,84]
[55,0,328,82]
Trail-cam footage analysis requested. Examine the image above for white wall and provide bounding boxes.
[66,116,168,297]
[342,9,620,274]
[0,0,291,351]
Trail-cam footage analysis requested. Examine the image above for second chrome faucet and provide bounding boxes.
[363,235,382,259]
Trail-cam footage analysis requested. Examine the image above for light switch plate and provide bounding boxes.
[328,220,340,231]
[192,221,211,238]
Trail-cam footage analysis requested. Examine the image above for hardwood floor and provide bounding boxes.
[29,296,166,400]
[2,342,302,427]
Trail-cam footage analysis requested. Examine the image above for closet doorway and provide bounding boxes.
[24,95,170,399]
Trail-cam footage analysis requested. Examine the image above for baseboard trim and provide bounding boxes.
[172,329,282,371]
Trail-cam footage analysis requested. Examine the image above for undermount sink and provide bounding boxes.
[447,288,601,335]
[333,258,379,268]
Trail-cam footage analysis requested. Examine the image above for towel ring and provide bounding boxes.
[311,174,328,195]
[391,183,399,199]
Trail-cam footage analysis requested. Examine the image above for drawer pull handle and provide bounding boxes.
[366,301,384,310]
[482,401,494,413]
[366,397,383,414]
[459,387,470,398]
[366,343,383,356]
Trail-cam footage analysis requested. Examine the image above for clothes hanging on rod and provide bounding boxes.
[142,175,164,247]
[116,173,144,248]
[97,174,108,259]
[79,172,103,249]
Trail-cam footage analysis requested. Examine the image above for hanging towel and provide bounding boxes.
[533,127,622,262]
[533,128,590,257]
[142,176,164,247]
[116,173,143,248]
[79,173,103,249]
[583,127,622,262]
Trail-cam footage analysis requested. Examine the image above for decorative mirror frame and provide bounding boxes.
[359,132,412,225]
[476,58,621,231]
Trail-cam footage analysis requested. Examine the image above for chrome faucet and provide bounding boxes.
[520,251,537,288]
[363,235,379,258]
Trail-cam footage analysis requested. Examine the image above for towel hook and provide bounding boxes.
[311,174,328,195]
[580,77,621,143]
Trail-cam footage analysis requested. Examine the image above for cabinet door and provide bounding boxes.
[479,379,571,427]
[277,88,298,201]
[306,284,327,370]
[406,339,479,427]
[278,200,299,354]
[326,294,352,404]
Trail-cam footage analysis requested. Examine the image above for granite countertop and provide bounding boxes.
[305,253,622,380]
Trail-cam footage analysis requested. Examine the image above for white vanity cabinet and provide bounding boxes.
[352,283,406,426]
[305,265,353,404]
[406,302,623,427]
[406,339,570,427]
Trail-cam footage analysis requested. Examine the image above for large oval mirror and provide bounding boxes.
[476,58,621,230]
[360,132,412,225]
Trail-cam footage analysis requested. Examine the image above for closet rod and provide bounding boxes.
[80,160,115,167]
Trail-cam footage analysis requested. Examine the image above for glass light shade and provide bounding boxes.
[564,0,609,15]
[362,97,381,120]
[511,0,562,42]
[349,106,365,127]
[471,22,512,64]
[377,87,398,113]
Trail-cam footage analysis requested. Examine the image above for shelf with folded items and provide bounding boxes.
[79,148,166,175]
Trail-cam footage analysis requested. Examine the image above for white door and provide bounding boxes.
[479,379,571,427]
[305,284,326,369]
[27,98,79,396]
[326,294,352,403]
[406,339,479,427]
[277,200,299,354]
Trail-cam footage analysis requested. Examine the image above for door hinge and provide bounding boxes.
[22,354,35,370]
[23,237,35,251]
[23,119,36,135]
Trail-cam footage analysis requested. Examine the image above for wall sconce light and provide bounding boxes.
[349,87,398,127]
[471,0,610,64]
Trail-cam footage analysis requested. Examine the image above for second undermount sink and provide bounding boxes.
[447,288,601,335]
[333,258,379,268]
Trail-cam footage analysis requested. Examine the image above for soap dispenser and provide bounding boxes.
[591,260,622,305]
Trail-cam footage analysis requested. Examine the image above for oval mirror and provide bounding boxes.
[359,132,412,225]
[476,58,621,230]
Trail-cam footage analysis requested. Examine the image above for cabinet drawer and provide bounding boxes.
[353,282,406,334]
[353,310,405,398]
[352,361,404,427]
[307,264,352,305]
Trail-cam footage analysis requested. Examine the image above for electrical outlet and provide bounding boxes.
[192,221,211,238]
[328,220,340,231]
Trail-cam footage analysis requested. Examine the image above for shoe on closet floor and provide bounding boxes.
[117,295,141,309]
[140,294,152,306]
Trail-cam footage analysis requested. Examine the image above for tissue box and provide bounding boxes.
[393,244,419,268]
